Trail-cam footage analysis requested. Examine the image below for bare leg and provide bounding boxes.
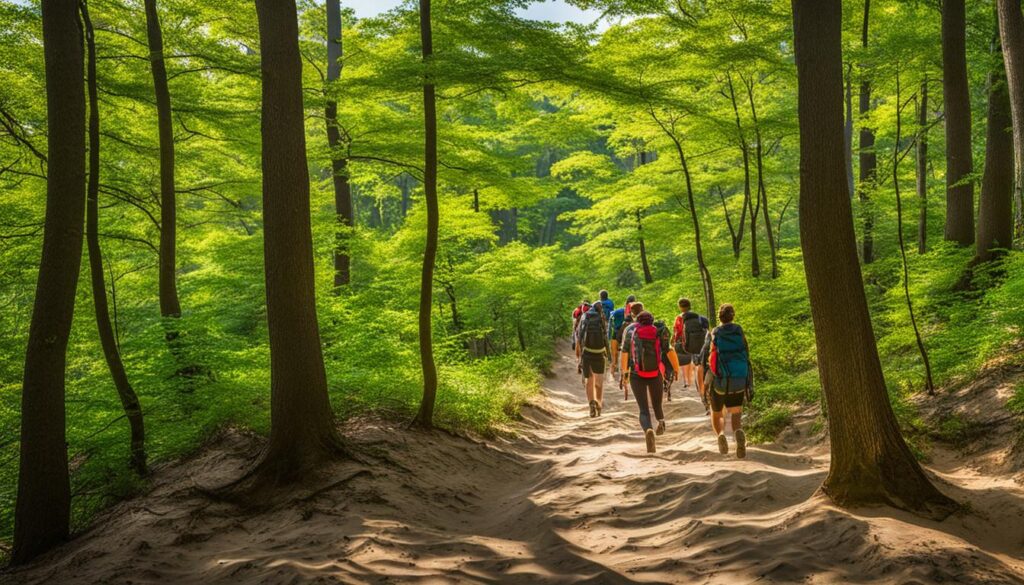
[683,362,694,387]
[595,375,604,408]
[711,408,725,435]
[585,374,595,403]
[729,407,743,430]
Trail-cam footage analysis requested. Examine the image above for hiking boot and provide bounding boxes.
[717,433,728,455]
[645,429,657,454]
[589,400,597,418]
[735,429,746,459]
[655,419,666,436]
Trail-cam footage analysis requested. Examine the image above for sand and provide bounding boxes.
[3,346,1024,584]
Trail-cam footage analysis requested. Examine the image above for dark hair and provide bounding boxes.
[719,303,736,323]
[637,311,654,325]
[630,302,644,316]
[582,299,592,306]
[626,294,636,303]
[678,297,691,310]
[599,290,609,300]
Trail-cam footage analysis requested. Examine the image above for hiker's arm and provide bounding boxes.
[668,348,681,379]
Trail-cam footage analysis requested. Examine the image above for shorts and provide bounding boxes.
[581,351,606,377]
[678,352,701,366]
[707,373,747,410]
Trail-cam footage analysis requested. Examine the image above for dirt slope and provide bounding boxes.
[3,347,1024,584]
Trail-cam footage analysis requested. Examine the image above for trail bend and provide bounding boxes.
[4,344,1024,584]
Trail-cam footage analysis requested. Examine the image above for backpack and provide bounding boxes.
[711,325,749,393]
[630,323,662,379]
[580,309,607,353]
[682,312,707,355]
[654,320,672,367]
[611,308,625,339]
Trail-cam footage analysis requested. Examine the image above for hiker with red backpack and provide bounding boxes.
[576,300,611,417]
[673,298,711,412]
[571,299,592,352]
[705,303,754,459]
[618,307,680,454]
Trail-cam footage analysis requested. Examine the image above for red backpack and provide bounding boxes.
[629,323,662,379]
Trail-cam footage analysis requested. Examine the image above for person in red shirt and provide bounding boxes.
[570,299,591,352]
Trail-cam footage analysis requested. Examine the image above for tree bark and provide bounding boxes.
[791,0,955,517]
[859,0,876,263]
[977,36,1015,261]
[144,0,180,319]
[12,0,84,564]
[84,0,146,475]
[917,76,929,254]
[235,0,342,489]
[414,0,439,429]
[326,0,353,289]
[942,0,976,245]
[996,0,1024,238]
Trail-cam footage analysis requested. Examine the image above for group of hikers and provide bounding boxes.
[572,291,753,456]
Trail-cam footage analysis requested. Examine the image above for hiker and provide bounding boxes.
[673,298,710,409]
[706,303,753,459]
[598,290,615,320]
[571,299,592,351]
[609,294,636,375]
[576,301,611,417]
[654,317,677,401]
[619,308,680,454]
[613,300,643,379]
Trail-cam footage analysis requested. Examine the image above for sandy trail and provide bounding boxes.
[4,347,1024,584]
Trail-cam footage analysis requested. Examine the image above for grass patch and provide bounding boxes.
[746,404,795,444]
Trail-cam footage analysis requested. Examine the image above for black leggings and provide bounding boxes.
[630,374,664,431]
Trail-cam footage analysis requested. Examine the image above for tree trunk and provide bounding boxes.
[473,188,479,212]
[893,66,936,395]
[326,0,353,289]
[745,75,779,278]
[718,185,743,257]
[996,0,1024,238]
[414,0,439,429]
[12,0,84,564]
[942,0,976,245]
[917,76,929,254]
[859,0,876,263]
[84,1,146,475]
[144,0,180,319]
[235,0,342,489]
[727,73,758,275]
[977,36,1015,261]
[791,0,955,517]
[637,209,654,284]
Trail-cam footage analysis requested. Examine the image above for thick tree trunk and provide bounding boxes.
[84,1,146,475]
[977,39,1015,261]
[942,0,976,245]
[917,77,929,254]
[859,0,876,263]
[12,0,84,564]
[236,0,342,489]
[996,0,1024,238]
[326,0,353,289]
[791,0,955,517]
[637,209,654,284]
[414,0,439,429]
[144,0,180,319]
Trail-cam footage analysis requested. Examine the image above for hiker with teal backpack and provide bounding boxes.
[672,298,711,411]
[576,300,611,417]
[619,307,681,454]
[706,303,754,459]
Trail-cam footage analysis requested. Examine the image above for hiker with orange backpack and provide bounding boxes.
[576,300,611,417]
[619,308,680,454]
[705,304,754,459]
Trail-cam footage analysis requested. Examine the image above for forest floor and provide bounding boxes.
[4,344,1024,584]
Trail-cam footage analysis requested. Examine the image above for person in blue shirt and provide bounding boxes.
[597,290,615,318]
[608,294,636,376]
